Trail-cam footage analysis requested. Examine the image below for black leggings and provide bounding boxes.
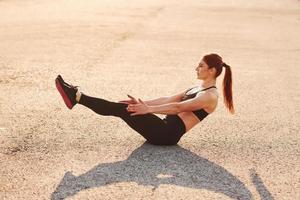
[78,94,186,145]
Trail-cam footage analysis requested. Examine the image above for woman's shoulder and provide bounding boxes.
[195,87,219,101]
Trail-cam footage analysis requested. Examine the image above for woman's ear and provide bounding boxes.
[209,67,216,76]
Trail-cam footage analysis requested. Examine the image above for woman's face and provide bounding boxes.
[195,60,211,79]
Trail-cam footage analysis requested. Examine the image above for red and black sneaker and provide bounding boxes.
[55,75,79,109]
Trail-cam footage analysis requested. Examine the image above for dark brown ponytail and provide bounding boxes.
[203,53,235,114]
[222,63,235,114]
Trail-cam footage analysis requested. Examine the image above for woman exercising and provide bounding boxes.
[55,53,234,146]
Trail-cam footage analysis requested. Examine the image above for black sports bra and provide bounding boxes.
[181,86,217,121]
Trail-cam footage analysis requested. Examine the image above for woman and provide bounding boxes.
[55,53,234,146]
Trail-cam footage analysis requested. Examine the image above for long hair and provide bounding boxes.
[203,53,235,114]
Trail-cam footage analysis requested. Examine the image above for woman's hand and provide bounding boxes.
[118,94,139,105]
[126,98,151,116]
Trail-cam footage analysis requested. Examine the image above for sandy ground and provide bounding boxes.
[0,0,300,199]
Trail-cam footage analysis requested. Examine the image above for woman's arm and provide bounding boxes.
[144,89,188,106]
[148,102,180,115]
[127,88,207,116]
[147,92,217,115]
[127,92,218,116]
[144,97,170,106]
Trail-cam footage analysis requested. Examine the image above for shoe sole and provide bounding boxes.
[55,78,74,109]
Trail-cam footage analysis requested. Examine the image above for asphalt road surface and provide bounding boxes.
[1,0,299,199]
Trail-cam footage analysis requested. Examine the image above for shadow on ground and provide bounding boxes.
[52,142,273,199]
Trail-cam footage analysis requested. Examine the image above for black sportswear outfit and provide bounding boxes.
[78,86,216,146]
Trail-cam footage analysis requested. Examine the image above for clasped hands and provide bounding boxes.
[118,94,150,116]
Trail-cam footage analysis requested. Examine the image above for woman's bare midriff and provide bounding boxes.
[177,111,205,132]
[177,112,200,132]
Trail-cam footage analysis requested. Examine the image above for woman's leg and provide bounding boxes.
[55,75,182,145]
[78,94,170,144]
